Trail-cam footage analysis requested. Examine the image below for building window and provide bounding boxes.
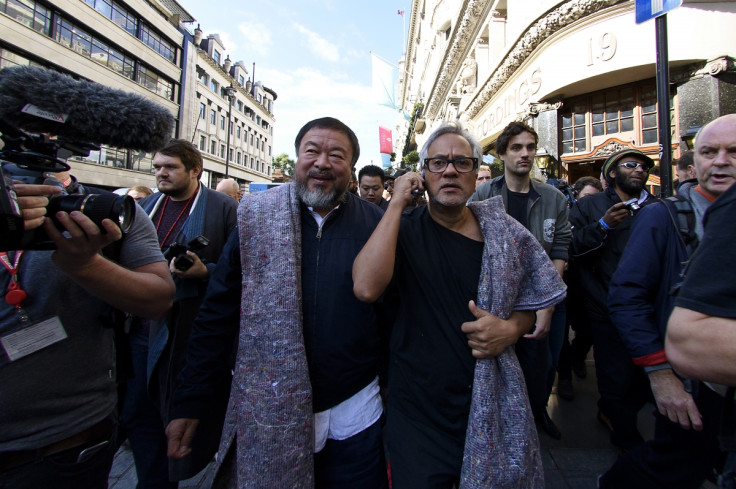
[213,49,221,64]
[250,157,254,169]
[210,109,216,124]
[229,148,233,161]
[561,80,673,154]
[111,2,137,35]
[136,65,174,100]
[250,134,254,145]
[199,135,206,151]
[236,126,241,139]
[237,100,243,112]
[4,0,52,34]
[220,144,225,158]
[210,140,216,154]
[199,102,206,119]
[140,24,175,63]
[268,145,271,156]
[640,86,659,144]
[210,79,219,92]
[238,74,245,85]
[237,152,241,164]
[220,115,225,130]
[199,72,208,84]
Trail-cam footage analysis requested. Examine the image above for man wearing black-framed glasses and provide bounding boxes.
[568,148,656,452]
[469,121,571,441]
[353,121,566,487]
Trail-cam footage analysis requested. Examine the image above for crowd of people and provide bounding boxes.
[1,113,734,489]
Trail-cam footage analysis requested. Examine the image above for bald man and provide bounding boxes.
[216,179,242,202]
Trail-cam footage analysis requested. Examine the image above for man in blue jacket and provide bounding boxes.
[125,139,237,487]
[601,114,736,488]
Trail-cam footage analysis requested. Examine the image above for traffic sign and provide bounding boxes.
[635,0,682,23]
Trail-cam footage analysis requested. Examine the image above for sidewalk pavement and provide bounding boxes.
[108,354,718,489]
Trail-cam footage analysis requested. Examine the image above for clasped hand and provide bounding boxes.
[461,300,530,358]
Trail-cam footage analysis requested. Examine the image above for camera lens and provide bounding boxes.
[47,193,136,233]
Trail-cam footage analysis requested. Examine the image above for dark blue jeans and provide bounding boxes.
[314,418,388,489]
[0,414,117,489]
[121,326,177,489]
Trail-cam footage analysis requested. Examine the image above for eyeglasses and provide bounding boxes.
[424,157,478,174]
[618,161,651,171]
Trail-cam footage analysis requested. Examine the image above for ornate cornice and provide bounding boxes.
[424,0,493,119]
[465,0,625,120]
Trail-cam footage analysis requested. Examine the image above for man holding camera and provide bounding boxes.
[0,182,175,489]
[569,148,655,451]
[128,139,237,486]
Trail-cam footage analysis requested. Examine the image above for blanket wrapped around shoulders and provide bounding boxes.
[219,187,565,488]
[461,197,567,489]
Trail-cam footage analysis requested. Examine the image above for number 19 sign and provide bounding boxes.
[635,0,682,24]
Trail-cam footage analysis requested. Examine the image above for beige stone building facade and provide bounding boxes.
[398,0,736,186]
[182,29,276,194]
[0,0,275,192]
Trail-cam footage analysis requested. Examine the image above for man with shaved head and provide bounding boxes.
[216,178,242,202]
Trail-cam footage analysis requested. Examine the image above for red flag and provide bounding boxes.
[397,9,405,16]
[379,126,393,154]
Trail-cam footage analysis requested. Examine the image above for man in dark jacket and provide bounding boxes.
[166,118,388,489]
[125,139,237,487]
[469,121,571,440]
[601,114,736,488]
[569,148,655,451]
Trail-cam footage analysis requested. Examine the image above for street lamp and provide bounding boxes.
[535,147,553,178]
[224,84,237,178]
[681,123,700,151]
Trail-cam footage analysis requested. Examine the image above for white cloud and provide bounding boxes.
[292,22,340,62]
[261,66,402,169]
[236,21,273,55]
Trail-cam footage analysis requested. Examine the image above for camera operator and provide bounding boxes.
[0,182,174,489]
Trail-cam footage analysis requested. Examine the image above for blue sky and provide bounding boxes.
[176,0,410,170]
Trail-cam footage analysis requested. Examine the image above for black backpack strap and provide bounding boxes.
[664,195,699,256]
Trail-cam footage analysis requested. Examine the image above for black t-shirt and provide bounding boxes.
[387,206,484,441]
[507,190,530,229]
[675,183,736,318]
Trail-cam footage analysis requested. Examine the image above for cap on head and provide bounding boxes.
[601,149,654,183]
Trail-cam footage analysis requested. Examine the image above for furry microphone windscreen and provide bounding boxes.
[0,65,174,152]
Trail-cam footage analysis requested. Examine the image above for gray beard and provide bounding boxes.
[295,179,347,211]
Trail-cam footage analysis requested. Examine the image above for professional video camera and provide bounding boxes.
[0,121,136,250]
[0,65,174,251]
[163,235,210,271]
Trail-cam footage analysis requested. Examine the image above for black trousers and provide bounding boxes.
[600,384,725,488]
[591,317,651,450]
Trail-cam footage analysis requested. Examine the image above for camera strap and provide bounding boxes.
[154,193,196,249]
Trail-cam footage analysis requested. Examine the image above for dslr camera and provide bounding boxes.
[623,197,641,215]
[163,235,210,271]
[0,121,135,251]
